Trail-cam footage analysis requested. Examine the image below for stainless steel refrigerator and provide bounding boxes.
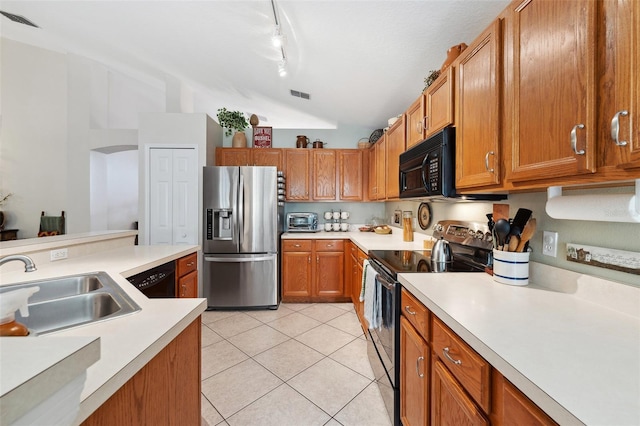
[202,166,282,309]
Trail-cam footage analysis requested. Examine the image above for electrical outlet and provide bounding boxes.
[50,248,68,261]
[542,231,558,257]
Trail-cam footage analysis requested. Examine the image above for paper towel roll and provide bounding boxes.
[546,190,640,223]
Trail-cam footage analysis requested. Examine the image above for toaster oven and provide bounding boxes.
[286,212,320,232]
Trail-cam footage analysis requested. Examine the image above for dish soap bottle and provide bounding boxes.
[0,286,40,336]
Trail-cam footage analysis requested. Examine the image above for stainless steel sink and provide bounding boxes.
[0,272,141,335]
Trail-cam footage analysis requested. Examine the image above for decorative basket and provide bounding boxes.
[369,129,384,144]
[358,138,370,149]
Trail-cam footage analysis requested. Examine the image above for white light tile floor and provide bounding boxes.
[201,303,392,426]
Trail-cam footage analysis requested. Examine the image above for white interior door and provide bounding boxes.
[149,148,197,245]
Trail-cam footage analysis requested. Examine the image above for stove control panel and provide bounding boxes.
[432,220,493,250]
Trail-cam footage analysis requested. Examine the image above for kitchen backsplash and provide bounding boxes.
[386,186,640,288]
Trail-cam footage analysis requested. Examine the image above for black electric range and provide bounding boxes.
[365,220,493,426]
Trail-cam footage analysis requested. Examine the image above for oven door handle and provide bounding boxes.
[372,269,396,290]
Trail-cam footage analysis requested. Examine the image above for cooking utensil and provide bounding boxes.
[516,218,536,252]
[507,235,520,252]
[494,219,511,251]
[511,208,533,234]
[492,204,510,222]
[312,139,325,148]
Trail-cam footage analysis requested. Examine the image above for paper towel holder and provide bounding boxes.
[546,179,640,223]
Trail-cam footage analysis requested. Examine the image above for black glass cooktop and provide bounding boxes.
[368,249,485,276]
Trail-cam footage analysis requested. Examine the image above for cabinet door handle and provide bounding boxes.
[611,110,629,146]
[484,151,495,173]
[316,255,319,264]
[570,124,586,155]
[443,347,462,365]
[405,305,417,315]
[294,244,301,248]
[423,116,429,131]
[308,255,311,264]
[416,356,425,378]
[186,262,195,267]
[416,119,423,134]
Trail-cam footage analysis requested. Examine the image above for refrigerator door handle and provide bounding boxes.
[205,256,274,263]
[238,172,244,245]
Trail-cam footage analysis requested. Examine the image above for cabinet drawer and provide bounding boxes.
[314,239,344,252]
[357,248,367,265]
[432,317,491,413]
[177,253,197,277]
[282,240,312,251]
[401,288,429,341]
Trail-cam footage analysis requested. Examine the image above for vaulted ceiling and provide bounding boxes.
[0,0,509,129]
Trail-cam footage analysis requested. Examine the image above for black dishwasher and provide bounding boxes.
[127,261,176,298]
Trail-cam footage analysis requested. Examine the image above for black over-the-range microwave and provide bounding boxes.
[399,126,506,201]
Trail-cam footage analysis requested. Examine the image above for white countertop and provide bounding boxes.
[399,272,640,426]
[284,230,640,424]
[0,244,206,424]
[282,229,431,252]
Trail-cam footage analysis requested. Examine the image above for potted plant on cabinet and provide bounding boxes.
[216,108,249,147]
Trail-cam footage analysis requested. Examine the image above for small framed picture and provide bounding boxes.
[253,127,272,148]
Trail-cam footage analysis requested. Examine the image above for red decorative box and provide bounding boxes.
[253,127,272,148]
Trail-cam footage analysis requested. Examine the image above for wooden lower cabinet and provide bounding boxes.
[281,239,347,302]
[176,252,198,298]
[400,316,430,426]
[400,287,556,426]
[491,371,557,426]
[82,318,201,425]
[432,359,489,426]
[178,270,198,298]
[347,242,367,331]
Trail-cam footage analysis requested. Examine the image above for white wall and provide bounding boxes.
[107,150,139,230]
[1,37,165,238]
[89,151,108,231]
[385,186,640,288]
[0,38,68,238]
[220,124,375,149]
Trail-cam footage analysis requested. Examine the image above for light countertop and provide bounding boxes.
[0,244,206,424]
[399,271,640,426]
[286,230,640,425]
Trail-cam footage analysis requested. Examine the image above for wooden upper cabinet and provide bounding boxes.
[252,149,283,169]
[285,149,310,201]
[368,144,378,200]
[599,0,640,171]
[508,0,597,182]
[386,116,406,199]
[406,96,426,149]
[215,147,251,166]
[340,150,365,201]
[216,148,283,168]
[406,68,455,150]
[375,137,387,200]
[455,18,502,190]
[425,67,454,138]
[312,150,337,200]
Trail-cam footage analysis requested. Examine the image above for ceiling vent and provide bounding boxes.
[290,90,310,100]
[0,11,39,28]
